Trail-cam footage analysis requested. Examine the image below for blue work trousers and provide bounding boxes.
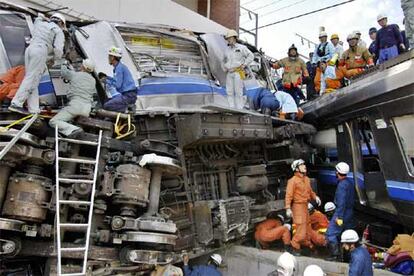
[378,45,399,64]
[285,86,304,106]
[103,89,137,112]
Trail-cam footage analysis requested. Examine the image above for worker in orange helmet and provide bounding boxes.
[285,159,321,255]
[254,212,291,250]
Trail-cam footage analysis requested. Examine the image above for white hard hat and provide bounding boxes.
[335,162,350,174]
[347,34,356,41]
[277,252,297,276]
[225,29,238,39]
[324,202,336,212]
[277,214,285,224]
[108,46,122,58]
[377,14,387,21]
[353,30,361,35]
[283,223,292,231]
[304,265,325,276]
[308,202,314,211]
[319,31,328,38]
[50,13,66,25]
[291,159,305,171]
[82,59,95,72]
[210,254,222,266]
[341,229,359,243]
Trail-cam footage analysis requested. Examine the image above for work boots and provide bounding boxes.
[326,243,341,262]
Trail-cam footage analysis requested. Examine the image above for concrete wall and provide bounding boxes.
[217,246,398,276]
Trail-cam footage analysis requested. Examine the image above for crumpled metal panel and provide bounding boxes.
[200,33,228,87]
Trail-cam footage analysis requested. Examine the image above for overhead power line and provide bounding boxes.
[251,0,356,31]
[259,0,309,18]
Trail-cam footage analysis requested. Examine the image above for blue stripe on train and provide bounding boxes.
[38,75,54,96]
[318,169,365,189]
[386,180,414,202]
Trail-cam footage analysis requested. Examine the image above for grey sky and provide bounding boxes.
[239,0,405,59]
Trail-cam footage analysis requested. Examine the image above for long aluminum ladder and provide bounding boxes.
[55,128,102,276]
[0,113,39,160]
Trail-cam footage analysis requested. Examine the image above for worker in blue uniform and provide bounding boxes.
[183,253,222,276]
[326,162,355,261]
[368,27,378,63]
[341,230,373,276]
[375,14,406,64]
[246,87,280,115]
[99,46,137,112]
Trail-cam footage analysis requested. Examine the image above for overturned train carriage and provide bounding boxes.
[0,7,316,275]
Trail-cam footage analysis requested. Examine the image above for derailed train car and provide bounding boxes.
[0,4,316,275]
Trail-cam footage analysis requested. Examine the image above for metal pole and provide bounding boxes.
[254,12,258,47]
[240,6,258,47]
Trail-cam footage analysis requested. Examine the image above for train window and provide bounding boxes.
[392,115,414,174]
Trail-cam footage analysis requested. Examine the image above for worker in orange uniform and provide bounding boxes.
[270,44,309,105]
[308,203,329,232]
[254,212,291,250]
[340,34,374,79]
[285,159,321,255]
[0,65,25,104]
[314,60,345,95]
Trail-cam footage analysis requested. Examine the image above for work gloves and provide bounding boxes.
[336,218,343,226]
[286,208,293,218]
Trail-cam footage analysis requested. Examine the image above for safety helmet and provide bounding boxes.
[377,14,387,22]
[319,31,328,38]
[324,202,336,213]
[335,162,350,175]
[353,30,361,36]
[50,13,66,25]
[277,214,285,224]
[283,223,292,231]
[108,46,122,58]
[308,202,314,212]
[347,34,357,41]
[369,27,377,34]
[82,59,95,72]
[291,159,305,171]
[210,254,222,266]
[288,44,298,52]
[330,34,339,40]
[276,252,298,276]
[304,265,325,276]
[225,29,238,39]
[341,229,359,243]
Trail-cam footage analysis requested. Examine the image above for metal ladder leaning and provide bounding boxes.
[55,128,102,276]
[0,113,39,160]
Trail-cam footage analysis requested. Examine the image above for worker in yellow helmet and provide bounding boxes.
[330,34,344,59]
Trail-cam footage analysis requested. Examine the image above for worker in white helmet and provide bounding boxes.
[274,252,298,276]
[9,13,66,114]
[341,230,373,276]
[285,159,321,255]
[303,264,325,276]
[49,59,97,138]
[183,253,222,276]
[326,162,355,261]
[222,29,254,109]
[352,30,367,48]
[324,202,336,220]
[311,31,335,65]
[99,46,137,112]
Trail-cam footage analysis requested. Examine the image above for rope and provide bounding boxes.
[0,114,34,132]
[114,113,136,140]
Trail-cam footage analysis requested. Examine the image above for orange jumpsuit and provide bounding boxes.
[309,210,329,231]
[254,219,291,249]
[0,66,25,100]
[314,66,345,94]
[285,173,318,250]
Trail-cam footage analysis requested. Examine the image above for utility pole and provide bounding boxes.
[239,6,258,47]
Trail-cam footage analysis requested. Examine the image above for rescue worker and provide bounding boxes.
[49,59,97,138]
[222,29,254,109]
[275,252,298,276]
[341,230,373,276]
[285,159,321,255]
[368,27,378,63]
[100,46,137,112]
[270,44,309,105]
[312,32,335,65]
[0,65,25,104]
[305,52,317,100]
[330,34,344,60]
[315,60,344,95]
[246,87,280,115]
[340,34,374,78]
[375,14,405,64]
[353,30,367,48]
[254,212,291,250]
[303,265,325,276]
[308,203,329,232]
[324,202,336,220]
[183,253,222,276]
[401,0,414,49]
[326,162,355,261]
[274,90,303,120]
[9,13,65,114]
